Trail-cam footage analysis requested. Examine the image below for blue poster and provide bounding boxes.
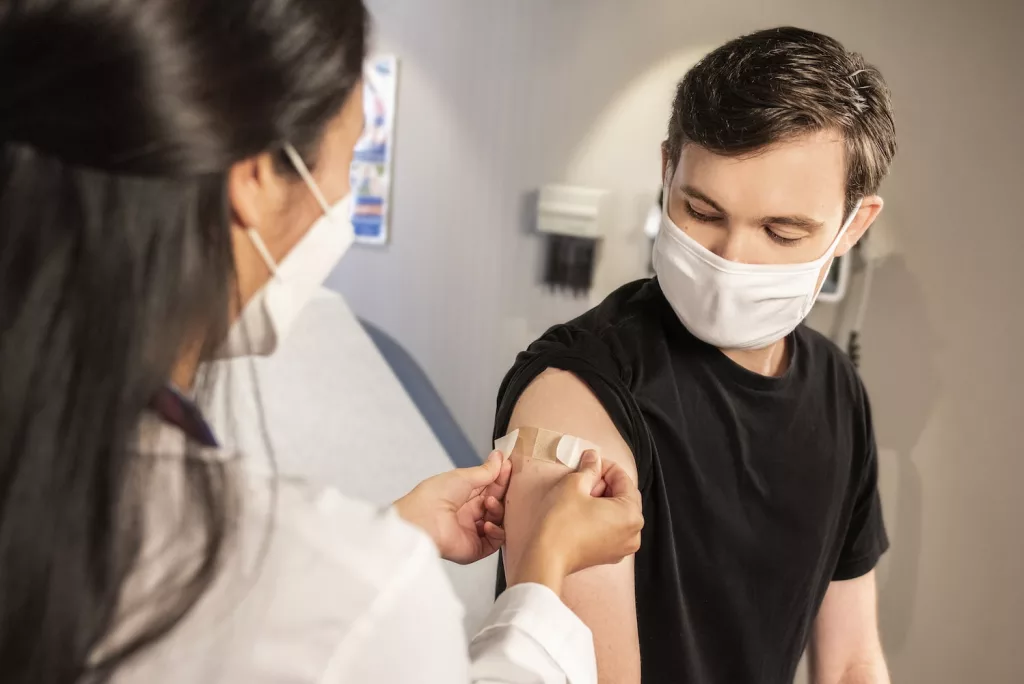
[351,55,398,245]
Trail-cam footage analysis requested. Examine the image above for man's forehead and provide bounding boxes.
[676,132,847,220]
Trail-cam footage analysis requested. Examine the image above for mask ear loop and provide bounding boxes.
[246,228,279,277]
[828,199,865,255]
[806,199,865,311]
[282,143,333,215]
[245,142,338,278]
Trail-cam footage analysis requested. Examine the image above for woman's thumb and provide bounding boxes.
[461,450,504,488]
[575,450,602,484]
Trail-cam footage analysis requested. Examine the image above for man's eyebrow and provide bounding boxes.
[682,185,825,229]
[681,185,726,214]
[759,214,825,230]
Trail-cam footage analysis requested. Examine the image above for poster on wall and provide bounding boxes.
[350,54,398,245]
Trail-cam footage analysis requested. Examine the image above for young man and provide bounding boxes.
[495,27,896,684]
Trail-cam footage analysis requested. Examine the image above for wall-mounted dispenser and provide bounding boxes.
[536,185,609,295]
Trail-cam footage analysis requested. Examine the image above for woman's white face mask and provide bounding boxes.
[217,144,354,358]
[652,175,861,350]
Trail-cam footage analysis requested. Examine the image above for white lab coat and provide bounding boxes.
[114,288,595,682]
[200,289,498,633]
[102,415,596,683]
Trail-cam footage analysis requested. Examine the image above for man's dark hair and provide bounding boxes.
[666,26,897,215]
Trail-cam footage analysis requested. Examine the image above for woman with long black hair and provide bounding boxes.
[0,1,643,682]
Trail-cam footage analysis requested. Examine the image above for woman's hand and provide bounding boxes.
[394,451,512,565]
[509,451,644,595]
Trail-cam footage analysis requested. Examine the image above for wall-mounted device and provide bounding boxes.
[643,187,663,275]
[842,219,898,368]
[817,253,852,304]
[536,185,609,295]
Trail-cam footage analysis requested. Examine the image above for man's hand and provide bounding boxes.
[395,451,512,564]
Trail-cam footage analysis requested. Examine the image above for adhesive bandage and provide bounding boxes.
[493,426,600,470]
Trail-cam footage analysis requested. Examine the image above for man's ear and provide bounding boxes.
[835,195,884,258]
[661,141,671,181]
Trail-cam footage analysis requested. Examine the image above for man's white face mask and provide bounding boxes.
[652,175,861,350]
[217,144,354,358]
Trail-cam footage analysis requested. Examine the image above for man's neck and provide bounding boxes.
[721,337,789,377]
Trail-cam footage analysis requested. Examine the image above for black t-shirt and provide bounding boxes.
[493,279,888,684]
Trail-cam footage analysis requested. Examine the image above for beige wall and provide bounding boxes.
[330,0,1024,680]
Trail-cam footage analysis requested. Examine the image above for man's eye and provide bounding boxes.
[764,227,803,246]
[684,202,720,223]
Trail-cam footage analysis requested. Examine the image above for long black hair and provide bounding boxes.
[0,1,367,681]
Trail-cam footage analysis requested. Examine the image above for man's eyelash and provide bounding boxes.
[763,227,802,246]
[685,202,803,246]
[684,202,720,222]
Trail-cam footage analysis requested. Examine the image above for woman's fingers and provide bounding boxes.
[484,495,504,525]
[483,457,513,502]
[475,519,506,549]
[462,495,486,522]
[461,451,505,500]
[602,461,641,506]
[482,521,505,542]
[572,450,603,492]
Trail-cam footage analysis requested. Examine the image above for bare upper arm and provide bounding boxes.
[501,368,641,684]
[809,571,889,684]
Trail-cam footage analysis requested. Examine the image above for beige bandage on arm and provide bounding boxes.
[494,426,600,471]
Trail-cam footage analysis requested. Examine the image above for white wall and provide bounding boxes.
[329,0,1024,680]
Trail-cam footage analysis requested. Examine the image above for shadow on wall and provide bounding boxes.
[559,48,714,307]
[798,255,939,684]
[854,256,941,656]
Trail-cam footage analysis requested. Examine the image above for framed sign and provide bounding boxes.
[351,55,398,245]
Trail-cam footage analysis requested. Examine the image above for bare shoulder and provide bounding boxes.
[507,368,637,483]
